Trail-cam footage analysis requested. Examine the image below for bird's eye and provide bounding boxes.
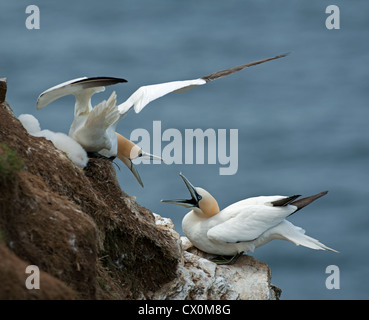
[138,151,143,157]
[197,195,202,201]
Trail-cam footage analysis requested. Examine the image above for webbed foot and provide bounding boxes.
[209,252,244,265]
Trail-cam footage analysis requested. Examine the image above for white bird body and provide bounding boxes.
[162,174,337,260]
[37,77,125,156]
[183,196,331,255]
[18,114,88,168]
[68,89,119,155]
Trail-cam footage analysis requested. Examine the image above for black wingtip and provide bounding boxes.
[289,191,328,215]
[73,77,128,85]
[275,52,291,58]
[270,195,301,207]
[201,53,290,82]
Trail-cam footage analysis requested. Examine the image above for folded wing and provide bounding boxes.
[207,197,296,244]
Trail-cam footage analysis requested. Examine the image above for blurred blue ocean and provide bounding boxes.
[1,0,368,299]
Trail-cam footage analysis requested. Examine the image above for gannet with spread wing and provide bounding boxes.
[36,54,288,187]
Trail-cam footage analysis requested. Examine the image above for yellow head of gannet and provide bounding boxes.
[162,173,219,218]
[115,132,163,188]
[162,173,337,265]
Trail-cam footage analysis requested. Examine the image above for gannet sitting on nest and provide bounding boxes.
[36,77,161,187]
[162,173,337,265]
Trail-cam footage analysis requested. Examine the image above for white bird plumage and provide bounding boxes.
[18,114,88,168]
[36,53,288,186]
[36,77,161,187]
[162,173,337,264]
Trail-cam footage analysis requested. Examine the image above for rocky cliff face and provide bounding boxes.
[0,78,280,300]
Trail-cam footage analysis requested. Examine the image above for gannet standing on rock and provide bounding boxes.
[162,173,337,265]
[36,53,288,186]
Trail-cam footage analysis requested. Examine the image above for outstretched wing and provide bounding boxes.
[84,91,119,131]
[201,53,289,82]
[36,76,127,110]
[117,53,289,117]
[117,79,206,115]
[70,91,119,152]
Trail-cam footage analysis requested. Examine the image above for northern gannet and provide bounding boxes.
[36,77,161,187]
[36,54,288,186]
[162,173,337,264]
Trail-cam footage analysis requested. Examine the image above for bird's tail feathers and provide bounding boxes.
[275,220,338,253]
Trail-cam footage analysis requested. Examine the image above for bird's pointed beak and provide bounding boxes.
[120,155,144,188]
[141,151,165,163]
[129,161,144,188]
[161,173,201,208]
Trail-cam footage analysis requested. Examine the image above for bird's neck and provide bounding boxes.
[198,197,220,218]
[186,210,207,223]
[192,205,219,219]
[74,91,93,117]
